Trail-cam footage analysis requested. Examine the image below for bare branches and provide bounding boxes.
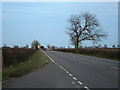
[66,12,107,49]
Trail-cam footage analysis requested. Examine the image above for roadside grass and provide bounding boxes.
[54,49,119,61]
[2,50,50,81]
[77,53,119,61]
[72,52,119,61]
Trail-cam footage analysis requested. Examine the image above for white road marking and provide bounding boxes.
[44,52,90,89]
[66,71,69,73]
[63,69,66,71]
[61,67,64,69]
[78,81,83,84]
[52,60,55,63]
[44,53,55,63]
[84,86,90,90]
[58,65,60,67]
[56,63,58,65]
[59,66,62,68]
[91,60,119,70]
[69,74,72,76]
[112,67,119,70]
[72,82,75,85]
[73,77,77,80]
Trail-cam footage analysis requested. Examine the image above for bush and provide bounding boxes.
[2,48,36,69]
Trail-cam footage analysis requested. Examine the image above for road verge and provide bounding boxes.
[2,50,50,81]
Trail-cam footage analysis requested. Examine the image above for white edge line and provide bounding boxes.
[59,66,62,68]
[44,51,90,89]
[44,53,55,63]
[112,67,119,70]
[72,82,75,85]
[84,86,90,90]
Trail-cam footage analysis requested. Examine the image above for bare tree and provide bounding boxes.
[98,44,102,48]
[104,44,107,48]
[66,12,107,52]
[112,45,115,48]
[47,44,51,49]
[51,46,56,50]
[31,40,40,50]
[26,45,28,48]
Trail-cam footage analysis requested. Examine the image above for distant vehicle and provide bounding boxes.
[43,48,47,51]
[43,49,46,51]
[40,46,44,49]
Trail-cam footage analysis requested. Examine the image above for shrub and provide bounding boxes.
[2,48,36,69]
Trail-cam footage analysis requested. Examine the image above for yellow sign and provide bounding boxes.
[38,45,40,48]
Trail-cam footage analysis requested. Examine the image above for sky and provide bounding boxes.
[2,2,118,48]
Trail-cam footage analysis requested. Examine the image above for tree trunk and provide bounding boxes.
[76,42,79,53]
[76,36,79,53]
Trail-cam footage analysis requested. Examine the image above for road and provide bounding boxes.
[2,51,119,89]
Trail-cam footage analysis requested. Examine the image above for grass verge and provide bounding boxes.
[2,50,50,81]
[55,50,119,61]
[78,53,119,61]
[55,48,119,61]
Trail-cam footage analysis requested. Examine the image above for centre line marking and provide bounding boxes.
[78,81,83,84]
[73,77,77,80]
[63,69,66,71]
[44,52,90,90]
[84,86,90,90]
[66,71,69,73]
[61,67,64,69]
[69,74,72,76]
[59,66,61,67]
[72,82,75,85]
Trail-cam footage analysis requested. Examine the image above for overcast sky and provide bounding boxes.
[2,2,118,48]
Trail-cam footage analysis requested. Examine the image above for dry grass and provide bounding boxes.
[55,48,120,61]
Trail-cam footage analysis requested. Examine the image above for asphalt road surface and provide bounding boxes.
[2,51,119,89]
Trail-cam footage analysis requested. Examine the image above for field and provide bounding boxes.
[2,48,50,81]
[55,48,120,61]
